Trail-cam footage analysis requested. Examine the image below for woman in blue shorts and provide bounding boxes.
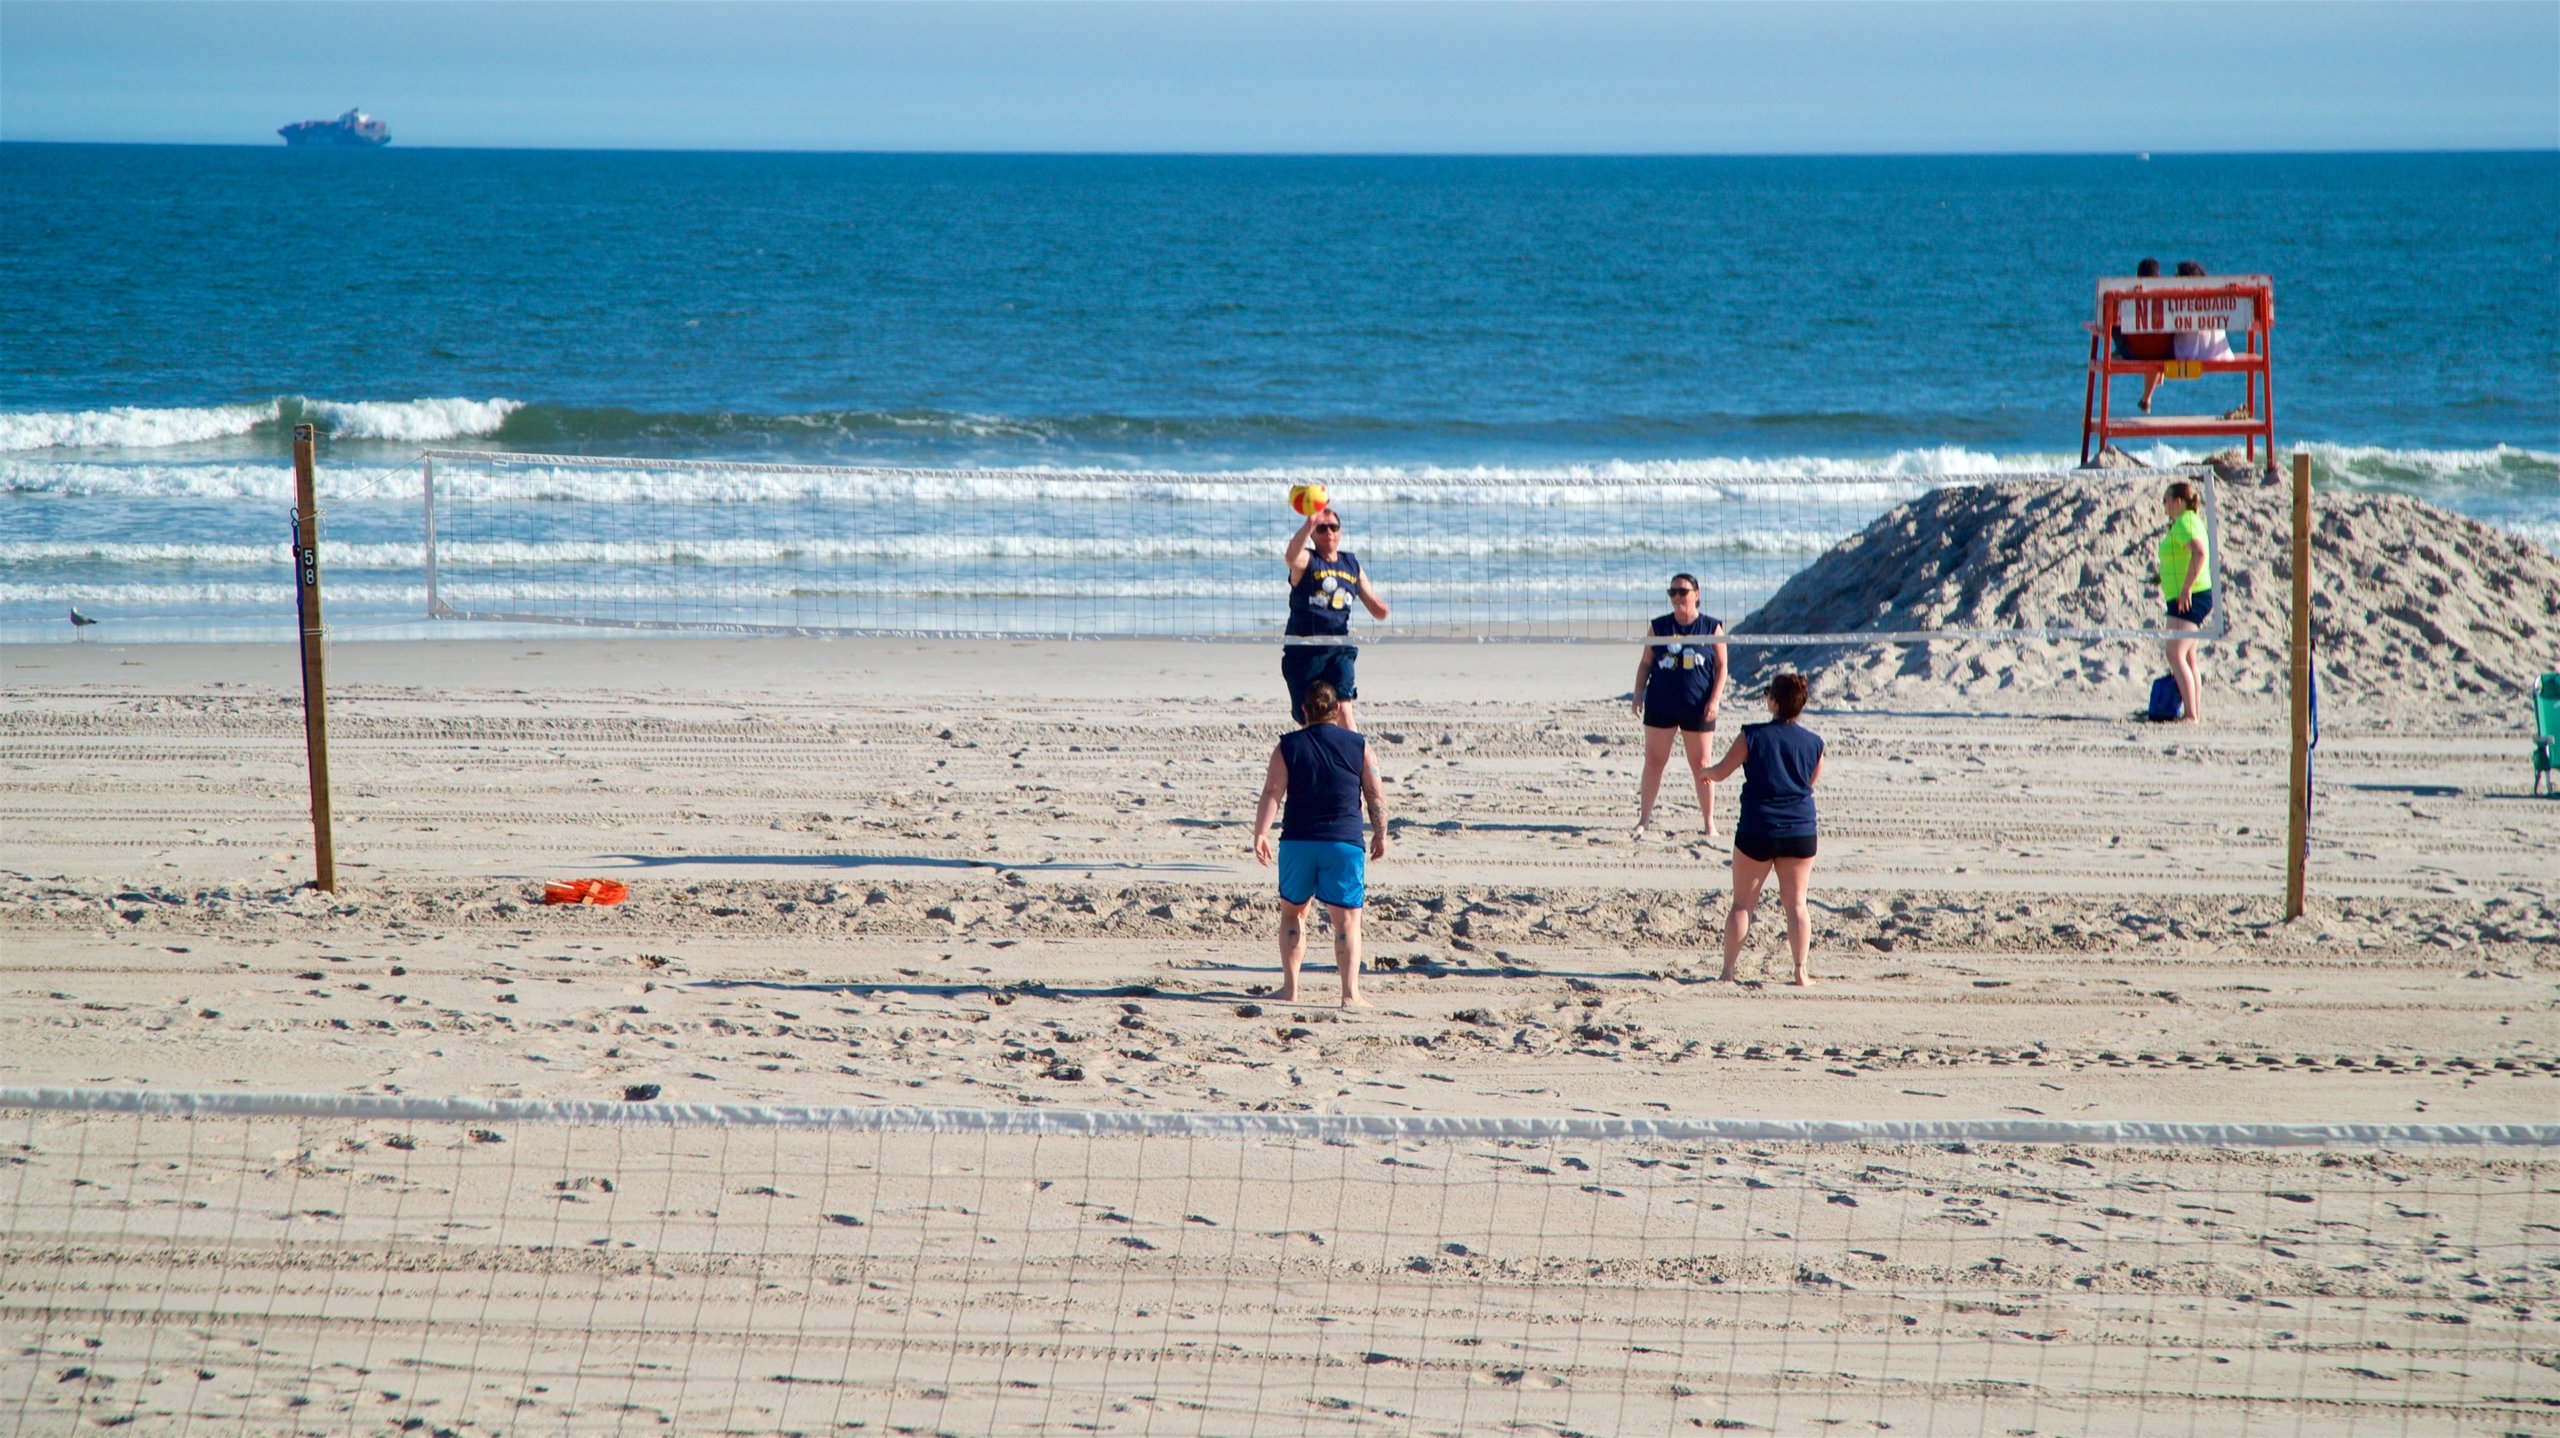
[1702,672,1826,986]
[1252,680,1390,1007]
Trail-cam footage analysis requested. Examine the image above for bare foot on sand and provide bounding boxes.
[1718,965,1741,983]
[1341,994,1372,1010]
[1791,972,1817,988]
[1276,984,1300,1004]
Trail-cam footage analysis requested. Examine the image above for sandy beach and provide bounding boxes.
[2,636,2553,1432]
[6,20,2554,1424]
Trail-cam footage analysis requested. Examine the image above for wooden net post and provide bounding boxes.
[2285,450,2312,920]
[292,424,337,892]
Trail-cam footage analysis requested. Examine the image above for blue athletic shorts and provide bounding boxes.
[1281,645,1359,723]
[2166,588,2214,624]
[1277,839,1366,909]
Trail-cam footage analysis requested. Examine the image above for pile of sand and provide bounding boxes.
[1735,472,2560,720]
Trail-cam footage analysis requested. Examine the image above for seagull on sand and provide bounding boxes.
[68,605,99,640]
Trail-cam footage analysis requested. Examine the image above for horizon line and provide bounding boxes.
[4,139,2557,161]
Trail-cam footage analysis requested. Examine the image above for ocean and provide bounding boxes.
[3,146,2553,643]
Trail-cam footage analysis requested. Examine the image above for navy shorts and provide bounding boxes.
[2165,588,2215,625]
[1733,832,1818,863]
[1644,698,1715,734]
[1281,645,1358,723]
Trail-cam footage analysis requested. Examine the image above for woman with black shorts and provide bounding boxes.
[1702,672,1825,986]
[1630,572,1726,839]
[2158,479,2214,724]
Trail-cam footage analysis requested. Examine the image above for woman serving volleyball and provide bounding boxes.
[1282,485,1389,730]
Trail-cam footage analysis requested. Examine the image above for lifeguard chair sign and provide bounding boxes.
[2081,274,2275,468]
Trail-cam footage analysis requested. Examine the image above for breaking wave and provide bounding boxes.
[0,403,279,453]
[0,396,524,452]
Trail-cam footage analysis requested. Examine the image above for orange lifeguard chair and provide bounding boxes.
[2081,274,2274,468]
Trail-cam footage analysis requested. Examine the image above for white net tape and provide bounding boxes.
[415,450,2230,645]
[4,1089,2547,1434]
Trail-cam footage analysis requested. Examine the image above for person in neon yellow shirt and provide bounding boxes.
[2158,480,2214,723]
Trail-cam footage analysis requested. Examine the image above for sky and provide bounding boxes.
[2,1,2553,154]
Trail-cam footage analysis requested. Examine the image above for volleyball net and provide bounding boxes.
[409,451,2230,645]
[5,1089,2546,1435]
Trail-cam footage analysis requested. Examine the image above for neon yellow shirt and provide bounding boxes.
[2159,509,2211,599]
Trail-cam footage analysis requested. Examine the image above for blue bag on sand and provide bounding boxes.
[2148,674,2185,723]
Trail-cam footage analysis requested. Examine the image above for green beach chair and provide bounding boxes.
[2537,673,2560,797]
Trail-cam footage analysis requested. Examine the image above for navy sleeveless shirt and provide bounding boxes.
[1288,551,1365,638]
[1736,720,1823,839]
[1278,723,1367,845]
[1646,612,1723,713]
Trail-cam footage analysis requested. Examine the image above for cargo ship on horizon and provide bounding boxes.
[278,108,390,147]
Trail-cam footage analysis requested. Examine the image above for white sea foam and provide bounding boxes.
[6,573,1737,611]
[15,437,2539,498]
[0,541,305,568]
[0,575,1638,621]
[2117,438,2559,480]
[0,457,1933,506]
[2296,441,2560,484]
[0,403,277,453]
[1,580,382,608]
[0,527,1846,572]
[0,458,1975,507]
[10,442,2552,506]
[406,446,2054,502]
[4,461,334,499]
[0,396,521,453]
[1159,451,2033,484]
[303,397,524,442]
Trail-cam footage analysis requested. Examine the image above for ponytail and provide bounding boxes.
[1301,680,1341,727]
[2164,479,2200,513]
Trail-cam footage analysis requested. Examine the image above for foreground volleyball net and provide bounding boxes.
[3,1091,2546,1435]
[411,451,2227,645]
